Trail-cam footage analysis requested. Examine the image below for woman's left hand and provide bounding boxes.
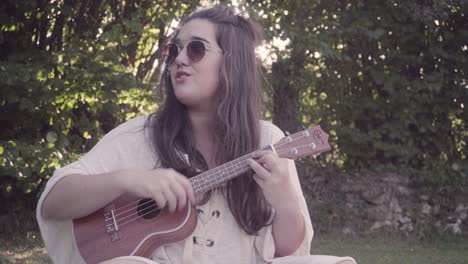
[247,150,300,211]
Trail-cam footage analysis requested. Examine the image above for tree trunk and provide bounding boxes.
[271,45,306,134]
[271,59,301,134]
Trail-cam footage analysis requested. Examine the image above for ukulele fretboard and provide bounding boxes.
[189,152,255,194]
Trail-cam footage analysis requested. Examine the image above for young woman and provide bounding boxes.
[37,5,356,264]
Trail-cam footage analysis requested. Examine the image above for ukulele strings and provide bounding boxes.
[113,151,249,221]
[117,202,164,228]
[113,150,253,223]
[112,199,153,218]
[117,160,246,228]
[113,141,317,229]
[112,136,312,227]
[113,138,312,227]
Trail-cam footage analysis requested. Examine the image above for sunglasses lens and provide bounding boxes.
[163,41,207,64]
[187,41,206,62]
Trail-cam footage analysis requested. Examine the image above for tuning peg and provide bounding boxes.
[316,154,324,161]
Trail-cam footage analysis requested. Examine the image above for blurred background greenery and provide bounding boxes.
[0,0,467,261]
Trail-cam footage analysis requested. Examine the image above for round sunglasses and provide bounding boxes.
[162,40,222,65]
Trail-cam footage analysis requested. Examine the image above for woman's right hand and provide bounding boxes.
[118,168,195,213]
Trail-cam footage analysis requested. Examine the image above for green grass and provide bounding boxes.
[0,231,51,264]
[1,232,468,263]
[311,234,468,264]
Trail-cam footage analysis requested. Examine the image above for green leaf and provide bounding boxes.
[46,131,58,143]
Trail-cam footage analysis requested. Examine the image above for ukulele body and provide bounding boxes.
[73,194,197,264]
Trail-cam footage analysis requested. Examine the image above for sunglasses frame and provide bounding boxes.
[162,40,222,65]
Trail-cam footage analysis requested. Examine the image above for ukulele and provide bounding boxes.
[73,125,331,263]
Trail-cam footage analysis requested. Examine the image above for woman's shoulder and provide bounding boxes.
[96,115,150,146]
[79,115,153,167]
[259,120,285,144]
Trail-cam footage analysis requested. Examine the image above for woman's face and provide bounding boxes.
[170,19,223,112]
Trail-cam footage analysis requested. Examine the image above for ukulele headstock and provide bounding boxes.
[273,125,331,160]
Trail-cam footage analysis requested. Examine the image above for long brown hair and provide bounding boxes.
[146,6,271,235]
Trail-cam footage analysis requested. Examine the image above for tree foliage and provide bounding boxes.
[245,0,467,182]
[0,0,199,212]
[0,0,467,218]
[314,0,467,180]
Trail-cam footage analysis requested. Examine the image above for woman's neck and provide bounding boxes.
[188,110,213,136]
[188,110,217,168]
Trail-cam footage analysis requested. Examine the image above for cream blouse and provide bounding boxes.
[36,116,314,264]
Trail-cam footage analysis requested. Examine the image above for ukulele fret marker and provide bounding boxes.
[289,148,298,155]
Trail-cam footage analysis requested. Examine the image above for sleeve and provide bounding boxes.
[36,159,91,264]
[36,116,149,264]
[255,121,314,262]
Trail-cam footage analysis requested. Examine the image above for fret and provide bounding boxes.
[200,174,209,189]
[232,161,240,173]
[204,173,213,188]
[219,166,228,181]
[203,174,213,192]
[206,168,214,182]
[190,177,200,194]
[226,163,237,179]
[219,165,230,180]
[194,176,205,193]
[189,152,254,194]
[210,167,219,180]
[234,157,248,173]
[234,159,247,173]
[227,165,235,179]
[213,173,221,185]
[208,177,214,189]
[229,161,240,177]
[193,174,207,192]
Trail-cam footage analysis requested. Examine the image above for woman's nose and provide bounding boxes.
[174,46,190,66]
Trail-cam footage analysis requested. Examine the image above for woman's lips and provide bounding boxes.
[175,71,191,82]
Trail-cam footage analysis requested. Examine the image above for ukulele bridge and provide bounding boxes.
[104,204,121,242]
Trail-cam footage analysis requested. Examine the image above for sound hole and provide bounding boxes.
[137,199,161,219]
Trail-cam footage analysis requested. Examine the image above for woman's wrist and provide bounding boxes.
[270,183,302,213]
[273,201,302,216]
[115,169,135,193]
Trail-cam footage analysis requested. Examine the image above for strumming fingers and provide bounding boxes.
[162,188,178,213]
[169,182,187,211]
[153,192,167,212]
[175,175,195,205]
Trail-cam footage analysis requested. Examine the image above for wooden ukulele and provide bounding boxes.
[73,126,331,263]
